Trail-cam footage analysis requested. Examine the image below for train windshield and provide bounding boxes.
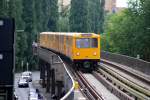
[76,38,98,48]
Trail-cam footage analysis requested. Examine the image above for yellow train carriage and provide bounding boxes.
[40,32,100,70]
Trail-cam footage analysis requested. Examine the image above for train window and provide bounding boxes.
[76,38,98,48]
[91,38,98,48]
[76,38,90,48]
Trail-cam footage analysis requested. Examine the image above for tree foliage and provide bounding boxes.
[69,0,105,33]
[0,0,7,17]
[58,17,69,32]
[22,0,36,70]
[14,0,27,71]
[88,0,105,33]
[69,0,90,32]
[0,0,59,71]
[41,0,50,31]
[48,0,59,31]
[58,2,70,32]
[104,0,150,61]
[34,0,43,33]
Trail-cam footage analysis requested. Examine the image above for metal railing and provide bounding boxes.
[58,56,75,100]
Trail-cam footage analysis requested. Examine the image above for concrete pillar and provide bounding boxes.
[39,59,45,87]
[46,63,51,93]
[39,59,42,80]
[51,69,55,95]
[42,62,46,88]
[56,81,63,99]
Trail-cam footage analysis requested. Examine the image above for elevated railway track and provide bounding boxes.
[96,59,150,100]
[33,45,150,100]
[64,58,150,100]
[101,59,150,85]
[64,61,104,100]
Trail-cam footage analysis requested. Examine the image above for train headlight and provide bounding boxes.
[76,52,80,56]
[93,52,97,56]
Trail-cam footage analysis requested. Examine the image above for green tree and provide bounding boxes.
[34,0,42,33]
[105,10,139,55]
[58,3,70,32]
[88,0,105,33]
[41,0,49,31]
[99,0,105,33]
[22,0,36,70]
[0,0,8,17]
[0,0,15,17]
[8,0,15,17]
[48,0,59,31]
[58,17,69,32]
[88,0,96,33]
[69,0,90,32]
[104,0,150,61]
[138,0,150,60]
[14,0,28,71]
[16,31,27,71]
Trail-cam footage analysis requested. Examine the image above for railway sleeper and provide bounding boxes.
[93,71,134,100]
[99,68,150,100]
[100,64,150,97]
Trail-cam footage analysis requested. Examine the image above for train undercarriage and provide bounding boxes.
[74,59,100,72]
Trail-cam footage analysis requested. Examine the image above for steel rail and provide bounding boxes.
[97,66,150,100]
[63,62,95,100]
[63,60,104,100]
[101,59,150,85]
[92,71,134,100]
[100,63,150,97]
[76,71,104,100]
[75,72,96,100]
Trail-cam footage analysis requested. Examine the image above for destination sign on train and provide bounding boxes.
[81,34,92,37]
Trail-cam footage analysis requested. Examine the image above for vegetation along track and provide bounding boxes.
[96,59,150,100]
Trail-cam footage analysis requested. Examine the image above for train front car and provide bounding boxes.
[72,33,100,71]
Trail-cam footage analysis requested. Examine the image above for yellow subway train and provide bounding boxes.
[39,32,100,70]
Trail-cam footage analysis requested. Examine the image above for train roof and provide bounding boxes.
[40,32,100,37]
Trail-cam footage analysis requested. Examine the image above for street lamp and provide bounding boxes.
[16,30,24,72]
[26,62,29,71]
[21,60,24,71]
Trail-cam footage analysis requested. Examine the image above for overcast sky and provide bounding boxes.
[62,0,128,8]
[116,0,128,7]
